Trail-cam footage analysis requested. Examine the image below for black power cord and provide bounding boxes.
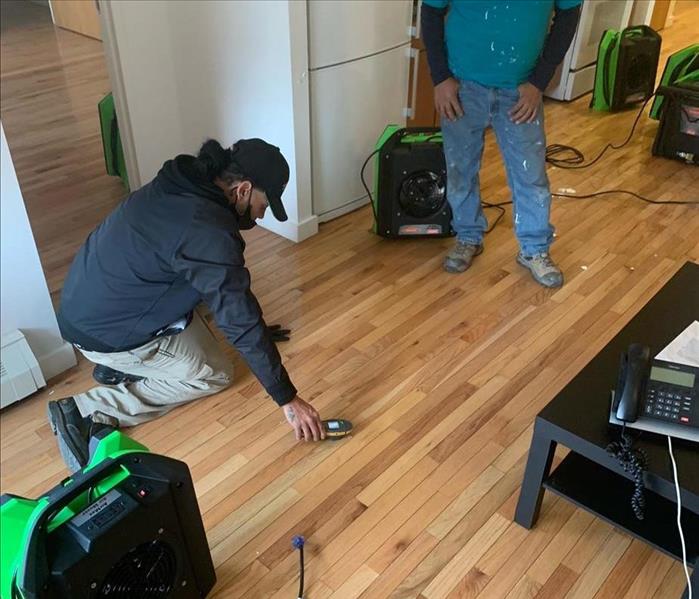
[359,148,382,225]
[552,189,699,205]
[545,94,655,169]
[545,92,698,204]
[606,425,649,520]
[292,535,305,599]
[481,201,507,233]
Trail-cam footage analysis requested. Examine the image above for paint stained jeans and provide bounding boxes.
[441,80,554,256]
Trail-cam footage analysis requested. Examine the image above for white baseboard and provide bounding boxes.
[258,214,319,242]
[38,342,77,381]
[317,196,370,224]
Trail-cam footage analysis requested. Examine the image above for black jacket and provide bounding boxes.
[57,155,297,406]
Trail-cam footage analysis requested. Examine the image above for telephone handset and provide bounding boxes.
[610,344,699,443]
[613,344,651,422]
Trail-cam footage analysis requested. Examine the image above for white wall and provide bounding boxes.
[0,124,76,380]
[103,0,316,241]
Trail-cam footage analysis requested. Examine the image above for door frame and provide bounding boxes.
[96,0,142,189]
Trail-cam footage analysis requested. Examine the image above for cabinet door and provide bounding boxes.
[308,0,412,69]
[50,0,101,40]
[311,45,409,218]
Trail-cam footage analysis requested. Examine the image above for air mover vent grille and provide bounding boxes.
[399,170,446,219]
[98,540,177,598]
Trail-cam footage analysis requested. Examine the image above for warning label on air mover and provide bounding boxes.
[71,489,121,527]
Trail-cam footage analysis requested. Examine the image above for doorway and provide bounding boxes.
[0,0,126,298]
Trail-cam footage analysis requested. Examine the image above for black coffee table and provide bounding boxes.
[515,261,699,598]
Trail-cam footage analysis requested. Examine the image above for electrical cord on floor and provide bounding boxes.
[292,535,305,599]
[481,201,507,233]
[472,184,699,212]
[551,189,699,205]
[668,436,693,599]
[545,94,655,169]
[545,92,698,204]
[606,424,648,520]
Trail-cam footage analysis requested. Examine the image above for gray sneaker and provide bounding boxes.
[517,252,564,288]
[443,241,483,273]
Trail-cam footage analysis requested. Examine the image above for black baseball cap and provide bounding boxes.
[230,138,289,222]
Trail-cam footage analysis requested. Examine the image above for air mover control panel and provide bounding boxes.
[68,489,137,542]
[63,475,164,554]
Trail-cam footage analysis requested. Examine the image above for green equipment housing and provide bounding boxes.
[371,125,453,238]
[590,26,662,112]
[650,44,699,120]
[1,430,215,598]
[98,93,129,190]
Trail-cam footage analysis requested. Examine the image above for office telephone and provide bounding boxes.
[609,343,699,442]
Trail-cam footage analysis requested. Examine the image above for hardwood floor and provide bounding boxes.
[1,2,698,598]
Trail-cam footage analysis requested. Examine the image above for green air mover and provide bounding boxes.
[650,44,699,120]
[367,125,453,238]
[98,93,129,190]
[590,26,662,112]
[1,430,215,598]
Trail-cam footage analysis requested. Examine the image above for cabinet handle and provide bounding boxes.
[408,47,419,119]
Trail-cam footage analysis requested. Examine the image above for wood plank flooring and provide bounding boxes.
[1,2,698,597]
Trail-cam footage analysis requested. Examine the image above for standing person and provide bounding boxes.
[421,0,582,287]
[50,138,325,471]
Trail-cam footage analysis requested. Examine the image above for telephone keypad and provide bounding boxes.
[644,384,694,423]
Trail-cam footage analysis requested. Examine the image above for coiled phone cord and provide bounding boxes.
[606,424,648,520]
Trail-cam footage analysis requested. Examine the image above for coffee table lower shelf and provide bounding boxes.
[543,452,699,562]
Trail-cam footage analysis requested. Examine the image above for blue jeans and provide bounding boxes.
[441,80,554,256]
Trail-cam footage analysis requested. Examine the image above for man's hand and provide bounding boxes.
[268,324,291,343]
[283,396,325,442]
[434,77,464,122]
[509,82,542,124]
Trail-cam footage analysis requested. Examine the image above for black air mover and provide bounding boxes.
[370,126,453,238]
[652,83,699,165]
[1,431,216,599]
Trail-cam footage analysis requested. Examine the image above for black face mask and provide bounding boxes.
[231,186,257,230]
[237,201,256,230]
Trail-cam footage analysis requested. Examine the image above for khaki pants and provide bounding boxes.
[74,311,233,426]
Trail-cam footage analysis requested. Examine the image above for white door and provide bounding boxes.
[311,45,409,219]
[308,0,412,69]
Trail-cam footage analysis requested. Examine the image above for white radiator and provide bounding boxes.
[1,330,46,408]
